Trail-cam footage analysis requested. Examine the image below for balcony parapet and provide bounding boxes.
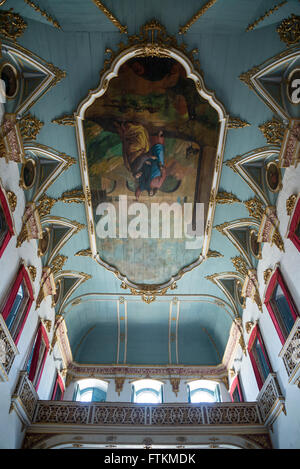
[10,371,39,425]
[257,373,285,428]
[0,314,19,382]
[279,317,300,387]
[32,401,262,427]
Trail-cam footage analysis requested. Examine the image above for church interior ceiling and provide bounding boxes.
[1,0,299,370]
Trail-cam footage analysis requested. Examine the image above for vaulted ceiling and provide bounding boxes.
[2,0,300,367]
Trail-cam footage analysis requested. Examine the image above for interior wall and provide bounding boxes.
[0,159,59,448]
[233,164,300,449]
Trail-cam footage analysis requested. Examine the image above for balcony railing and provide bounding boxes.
[32,400,262,426]
[279,317,300,387]
[10,371,39,425]
[256,373,285,428]
[10,371,274,449]
[0,314,19,382]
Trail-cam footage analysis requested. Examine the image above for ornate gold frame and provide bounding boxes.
[74,20,228,296]
[23,144,76,203]
[225,146,280,205]
[19,157,37,190]
[239,46,300,122]
[205,272,244,319]
[52,278,62,307]
[248,228,262,260]
[40,216,85,265]
[286,67,300,106]
[53,271,92,315]
[0,61,19,100]
[37,226,51,257]
[215,218,261,267]
[265,161,282,193]
[1,40,66,116]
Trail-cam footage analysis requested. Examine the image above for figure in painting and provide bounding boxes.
[115,121,167,199]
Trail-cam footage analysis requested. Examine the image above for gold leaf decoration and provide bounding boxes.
[231,256,249,278]
[244,198,265,221]
[0,10,27,40]
[206,249,223,258]
[50,254,67,275]
[179,0,218,34]
[91,0,127,33]
[277,14,300,46]
[239,66,260,89]
[19,113,44,141]
[23,0,61,29]
[246,1,288,32]
[259,118,286,145]
[36,194,57,218]
[28,265,37,282]
[263,268,273,284]
[286,194,297,216]
[6,190,17,212]
[58,189,85,204]
[228,117,250,129]
[216,191,241,204]
[75,249,93,257]
[52,115,75,126]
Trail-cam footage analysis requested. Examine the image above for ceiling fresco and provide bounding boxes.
[1,0,299,371]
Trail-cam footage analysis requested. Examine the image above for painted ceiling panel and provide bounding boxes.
[3,0,299,368]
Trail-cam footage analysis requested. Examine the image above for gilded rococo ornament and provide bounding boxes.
[6,190,17,212]
[242,270,262,312]
[216,191,241,204]
[16,202,43,247]
[227,117,250,129]
[52,115,75,126]
[75,249,93,257]
[259,119,286,145]
[50,254,68,276]
[58,189,86,204]
[170,378,181,396]
[231,256,249,278]
[263,268,273,285]
[19,113,44,142]
[286,194,297,216]
[206,249,223,258]
[277,14,300,46]
[28,265,37,282]
[102,20,203,78]
[0,9,27,41]
[115,377,125,395]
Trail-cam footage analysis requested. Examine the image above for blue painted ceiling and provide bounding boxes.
[3,0,300,367]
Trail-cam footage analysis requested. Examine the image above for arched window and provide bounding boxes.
[131,379,163,404]
[187,380,220,403]
[73,379,108,403]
